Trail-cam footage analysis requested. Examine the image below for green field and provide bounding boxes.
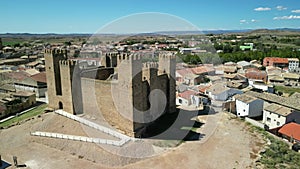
[0,104,47,128]
[274,86,300,96]
[2,38,27,46]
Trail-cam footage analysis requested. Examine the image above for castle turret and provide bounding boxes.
[45,48,80,115]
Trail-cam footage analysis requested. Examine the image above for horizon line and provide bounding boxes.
[0,27,300,35]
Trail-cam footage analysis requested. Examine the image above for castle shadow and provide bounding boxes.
[0,160,11,169]
[198,105,217,115]
[142,108,206,141]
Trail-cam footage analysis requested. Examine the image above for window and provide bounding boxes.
[179,99,182,104]
[243,109,246,112]
[267,117,271,122]
[277,122,280,126]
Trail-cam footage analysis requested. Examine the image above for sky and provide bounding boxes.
[1,0,300,33]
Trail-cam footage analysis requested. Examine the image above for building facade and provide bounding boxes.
[288,58,299,71]
[263,103,300,130]
[235,94,264,117]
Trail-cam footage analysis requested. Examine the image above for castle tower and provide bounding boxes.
[0,38,2,50]
[116,53,147,136]
[158,52,176,113]
[45,48,78,114]
[45,48,66,104]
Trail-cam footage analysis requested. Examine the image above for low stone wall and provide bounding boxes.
[245,117,264,129]
[30,110,131,147]
[54,110,130,140]
[30,131,128,146]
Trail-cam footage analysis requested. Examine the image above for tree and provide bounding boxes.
[64,41,72,46]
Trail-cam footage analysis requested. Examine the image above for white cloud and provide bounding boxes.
[276,6,287,11]
[240,19,258,24]
[291,9,300,13]
[254,7,271,11]
[239,20,248,24]
[273,15,300,20]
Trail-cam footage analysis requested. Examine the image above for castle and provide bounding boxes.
[45,48,176,137]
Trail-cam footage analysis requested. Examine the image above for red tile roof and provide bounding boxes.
[191,66,215,75]
[176,68,194,77]
[263,57,289,66]
[178,90,197,100]
[245,69,267,82]
[278,122,300,141]
[4,71,30,81]
[264,57,289,63]
[30,72,47,83]
[198,85,211,93]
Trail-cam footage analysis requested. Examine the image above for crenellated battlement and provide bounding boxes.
[44,48,52,54]
[143,62,158,69]
[118,52,129,60]
[59,59,77,67]
[128,53,143,61]
[159,52,176,60]
[44,48,68,55]
[105,52,118,57]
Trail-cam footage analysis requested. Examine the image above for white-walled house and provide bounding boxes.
[176,90,204,107]
[288,58,299,71]
[263,103,300,130]
[206,83,243,101]
[176,90,197,106]
[234,94,264,117]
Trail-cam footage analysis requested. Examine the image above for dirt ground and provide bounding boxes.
[0,110,265,169]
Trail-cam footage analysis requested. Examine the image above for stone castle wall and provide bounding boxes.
[45,48,176,137]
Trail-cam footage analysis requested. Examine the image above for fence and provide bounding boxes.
[245,117,264,129]
[31,131,128,146]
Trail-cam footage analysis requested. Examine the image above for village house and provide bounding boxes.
[245,68,268,84]
[215,65,237,75]
[291,67,300,75]
[237,61,252,70]
[234,93,264,117]
[206,83,242,101]
[176,90,197,107]
[176,65,215,85]
[263,57,289,68]
[0,91,36,119]
[267,66,285,84]
[0,58,27,66]
[263,57,298,71]
[191,65,215,75]
[287,58,299,71]
[278,122,300,143]
[25,60,42,69]
[176,68,206,86]
[1,71,47,97]
[282,72,300,84]
[263,103,300,130]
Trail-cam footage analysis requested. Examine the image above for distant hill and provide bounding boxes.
[245,28,300,36]
[0,28,299,37]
